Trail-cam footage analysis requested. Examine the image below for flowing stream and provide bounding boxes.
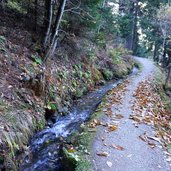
[21,67,138,171]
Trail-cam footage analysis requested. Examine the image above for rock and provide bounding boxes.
[58,107,69,116]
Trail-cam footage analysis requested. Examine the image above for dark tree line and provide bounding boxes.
[1,0,171,74]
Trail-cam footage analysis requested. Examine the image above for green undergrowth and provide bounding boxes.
[154,68,171,111]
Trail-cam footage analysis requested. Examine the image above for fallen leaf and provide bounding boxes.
[147,136,161,143]
[148,142,156,148]
[139,134,148,142]
[108,124,118,132]
[115,114,124,119]
[110,144,124,151]
[97,151,109,157]
[67,147,75,153]
[129,115,141,123]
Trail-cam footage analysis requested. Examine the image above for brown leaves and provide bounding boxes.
[88,119,118,133]
[88,119,104,128]
[132,80,170,128]
[108,124,118,132]
[110,144,124,151]
[131,79,171,157]
[129,115,141,123]
[139,133,156,148]
[115,114,124,119]
[103,80,130,118]
[97,151,109,157]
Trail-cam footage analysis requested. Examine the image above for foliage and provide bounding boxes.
[31,55,42,65]
[47,102,58,111]
[102,69,113,80]
[117,14,133,38]
[0,36,6,45]
[6,0,23,13]
[95,32,106,48]
[157,4,171,43]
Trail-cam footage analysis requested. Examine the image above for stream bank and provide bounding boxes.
[0,29,136,170]
[19,66,139,171]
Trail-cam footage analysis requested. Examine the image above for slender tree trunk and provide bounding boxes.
[97,0,106,33]
[131,0,138,54]
[34,0,38,31]
[162,40,167,66]
[153,41,159,62]
[125,35,133,50]
[43,0,53,48]
[43,0,67,62]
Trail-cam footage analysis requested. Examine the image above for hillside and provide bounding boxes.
[0,3,135,170]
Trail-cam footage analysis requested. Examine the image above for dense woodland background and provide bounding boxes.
[0,0,171,170]
[1,0,171,63]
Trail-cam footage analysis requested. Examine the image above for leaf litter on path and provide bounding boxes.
[94,80,130,158]
[97,151,109,157]
[110,144,125,151]
[131,79,171,161]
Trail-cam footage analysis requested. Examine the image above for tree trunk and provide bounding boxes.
[131,0,138,54]
[153,41,159,62]
[43,0,53,48]
[34,0,38,31]
[97,0,106,33]
[43,0,67,62]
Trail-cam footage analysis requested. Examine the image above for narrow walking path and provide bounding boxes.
[91,57,171,171]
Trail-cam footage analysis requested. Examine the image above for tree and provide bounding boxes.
[43,0,67,62]
[117,0,139,54]
[157,4,171,86]
[157,4,171,65]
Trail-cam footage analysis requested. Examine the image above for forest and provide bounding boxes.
[0,0,171,170]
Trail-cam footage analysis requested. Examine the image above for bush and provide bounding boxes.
[102,69,113,80]
[109,46,132,64]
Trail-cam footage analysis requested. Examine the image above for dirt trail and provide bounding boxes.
[92,57,171,171]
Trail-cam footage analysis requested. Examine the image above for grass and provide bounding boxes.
[0,97,45,170]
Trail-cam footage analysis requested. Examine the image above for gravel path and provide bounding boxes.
[91,57,171,171]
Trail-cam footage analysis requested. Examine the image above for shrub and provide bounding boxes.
[102,69,113,80]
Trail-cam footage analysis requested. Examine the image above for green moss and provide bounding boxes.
[67,97,107,171]
[76,159,92,171]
